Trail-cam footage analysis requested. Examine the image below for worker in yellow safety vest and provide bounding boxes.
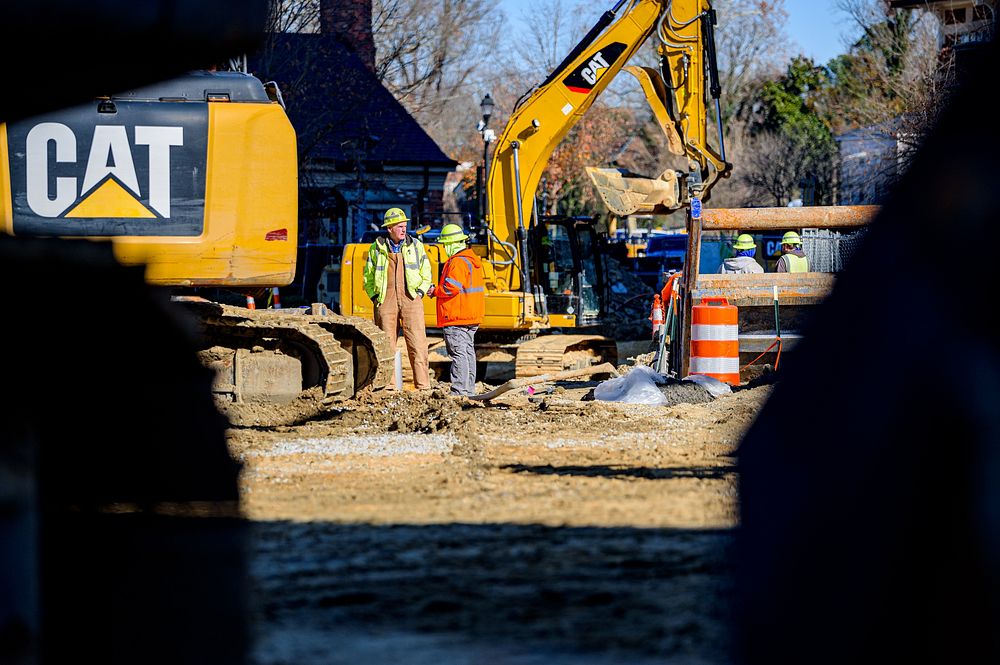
[363,207,433,389]
[776,231,809,273]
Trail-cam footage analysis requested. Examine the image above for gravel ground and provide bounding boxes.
[228,380,771,664]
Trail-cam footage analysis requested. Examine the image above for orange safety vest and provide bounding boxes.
[436,248,485,326]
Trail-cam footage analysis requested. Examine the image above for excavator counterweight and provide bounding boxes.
[2,72,394,425]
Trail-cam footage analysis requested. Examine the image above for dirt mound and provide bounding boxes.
[601,257,659,340]
[331,389,471,434]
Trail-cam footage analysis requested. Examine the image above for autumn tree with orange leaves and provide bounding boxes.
[538,105,639,217]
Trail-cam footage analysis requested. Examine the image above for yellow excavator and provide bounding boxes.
[1,70,393,425]
[340,0,735,377]
[342,0,875,380]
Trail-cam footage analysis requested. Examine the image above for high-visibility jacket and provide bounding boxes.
[363,235,432,305]
[777,251,809,273]
[436,248,485,327]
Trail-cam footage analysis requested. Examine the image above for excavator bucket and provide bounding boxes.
[586,166,680,216]
[584,65,699,217]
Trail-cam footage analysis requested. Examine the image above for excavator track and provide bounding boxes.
[513,334,619,377]
[176,300,394,426]
[310,314,397,393]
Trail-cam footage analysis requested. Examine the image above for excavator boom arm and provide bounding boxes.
[485,0,665,285]
[485,0,729,287]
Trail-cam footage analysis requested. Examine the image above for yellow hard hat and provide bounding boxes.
[382,207,410,228]
[782,231,802,245]
[438,223,468,244]
[732,233,755,250]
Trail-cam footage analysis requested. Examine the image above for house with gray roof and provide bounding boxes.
[249,0,457,249]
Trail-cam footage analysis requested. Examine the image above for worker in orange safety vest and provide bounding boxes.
[433,223,485,397]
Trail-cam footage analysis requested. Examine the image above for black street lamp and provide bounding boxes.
[480,93,494,125]
[479,93,495,223]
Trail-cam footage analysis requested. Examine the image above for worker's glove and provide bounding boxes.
[426,284,436,298]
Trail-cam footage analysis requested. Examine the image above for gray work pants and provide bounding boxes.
[442,325,478,396]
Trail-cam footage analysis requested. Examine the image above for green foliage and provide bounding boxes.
[759,57,835,154]
[739,56,836,205]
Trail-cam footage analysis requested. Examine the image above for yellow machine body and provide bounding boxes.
[1,72,298,288]
[0,72,397,422]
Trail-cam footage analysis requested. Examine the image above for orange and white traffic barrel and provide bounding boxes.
[272,287,282,309]
[246,295,256,310]
[689,297,740,385]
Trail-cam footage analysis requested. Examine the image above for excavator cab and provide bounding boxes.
[530,217,607,326]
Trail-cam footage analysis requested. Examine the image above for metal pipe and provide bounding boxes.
[700,205,879,231]
[531,197,547,317]
[701,7,726,162]
[773,285,781,338]
[714,98,726,162]
[511,140,533,314]
[512,141,526,232]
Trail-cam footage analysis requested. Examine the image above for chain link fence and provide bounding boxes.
[706,228,870,274]
[801,227,870,273]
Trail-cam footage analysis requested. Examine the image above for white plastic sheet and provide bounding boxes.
[683,373,733,398]
[593,365,668,405]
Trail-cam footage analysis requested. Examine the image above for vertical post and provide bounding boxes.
[394,349,403,390]
[481,140,489,222]
[510,141,533,316]
[680,210,702,377]
[476,165,484,224]
[479,93,494,225]
[482,129,494,223]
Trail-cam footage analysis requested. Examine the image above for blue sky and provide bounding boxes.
[498,0,852,65]
[783,0,852,64]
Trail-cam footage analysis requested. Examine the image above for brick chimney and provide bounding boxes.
[321,0,375,73]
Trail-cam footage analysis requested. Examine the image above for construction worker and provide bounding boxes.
[719,233,764,274]
[776,231,809,272]
[433,223,485,397]
[363,208,433,390]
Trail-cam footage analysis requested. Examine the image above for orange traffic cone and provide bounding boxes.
[272,287,282,309]
[246,295,256,310]
[650,294,664,339]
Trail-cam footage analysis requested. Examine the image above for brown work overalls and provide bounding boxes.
[374,252,430,389]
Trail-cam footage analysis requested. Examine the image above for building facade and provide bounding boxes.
[250,0,457,249]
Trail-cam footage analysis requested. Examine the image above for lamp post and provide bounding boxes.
[479,93,495,224]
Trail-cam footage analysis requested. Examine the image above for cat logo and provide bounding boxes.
[26,122,182,219]
[562,42,627,94]
[8,101,209,237]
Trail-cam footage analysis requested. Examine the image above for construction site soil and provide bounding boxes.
[228,372,772,664]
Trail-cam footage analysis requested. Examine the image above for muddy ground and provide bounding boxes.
[228,371,772,664]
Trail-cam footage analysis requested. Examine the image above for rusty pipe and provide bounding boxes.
[700,205,879,231]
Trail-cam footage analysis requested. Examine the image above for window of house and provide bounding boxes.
[944,8,967,24]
